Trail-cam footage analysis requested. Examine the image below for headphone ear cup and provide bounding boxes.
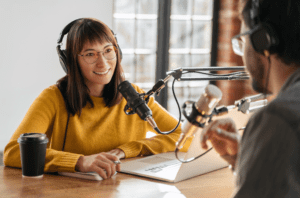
[249,23,279,54]
[117,44,123,60]
[56,45,68,73]
[110,29,122,60]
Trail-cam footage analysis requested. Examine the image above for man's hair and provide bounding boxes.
[240,0,300,65]
[56,18,125,116]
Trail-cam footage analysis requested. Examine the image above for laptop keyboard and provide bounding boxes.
[142,157,181,173]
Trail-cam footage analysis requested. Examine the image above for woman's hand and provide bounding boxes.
[75,152,121,179]
[200,118,241,165]
[105,148,125,159]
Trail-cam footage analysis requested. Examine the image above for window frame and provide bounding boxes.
[113,0,219,110]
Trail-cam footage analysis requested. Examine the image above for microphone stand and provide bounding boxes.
[124,66,252,135]
[144,66,250,101]
[133,66,250,135]
[123,66,268,162]
[140,66,269,163]
[166,66,248,81]
[138,66,251,135]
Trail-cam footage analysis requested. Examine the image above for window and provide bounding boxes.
[113,0,215,118]
[113,0,158,88]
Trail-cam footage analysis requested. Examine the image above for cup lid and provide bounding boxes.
[18,133,49,144]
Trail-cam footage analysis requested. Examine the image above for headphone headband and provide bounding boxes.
[248,0,279,55]
[56,18,122,74]
[250,0,260,26]
[57,19,81,44]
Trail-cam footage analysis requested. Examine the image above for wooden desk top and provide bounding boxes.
[0,165,234,198]
[0,108,249,197]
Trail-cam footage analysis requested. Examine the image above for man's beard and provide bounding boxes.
[251,69,272,94]
[246,52,272,94]
[251,77,264,93]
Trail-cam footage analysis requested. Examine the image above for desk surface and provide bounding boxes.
[0,165,234,198]
[0,109,249,198]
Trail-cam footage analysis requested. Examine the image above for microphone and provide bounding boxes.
[176,84,222,149]
[118,80,159,132]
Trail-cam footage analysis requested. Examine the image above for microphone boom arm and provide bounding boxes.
[122,66,251,136]
[144,66,249,101]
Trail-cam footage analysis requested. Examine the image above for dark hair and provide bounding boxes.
[57,18,125,116]
[240,0,300,65]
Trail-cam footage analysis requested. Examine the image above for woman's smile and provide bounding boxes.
[93,68,111,75]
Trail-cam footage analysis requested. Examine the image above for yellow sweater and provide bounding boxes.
[4,84,189,173]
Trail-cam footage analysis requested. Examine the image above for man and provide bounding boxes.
[200,0,300,197]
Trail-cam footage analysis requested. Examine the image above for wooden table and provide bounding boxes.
[0,109,249,197]
[0,165,234,198]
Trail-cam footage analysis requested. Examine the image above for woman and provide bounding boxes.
[4,18,187,179]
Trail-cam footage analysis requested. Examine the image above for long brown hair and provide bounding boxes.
[57,18,125,116]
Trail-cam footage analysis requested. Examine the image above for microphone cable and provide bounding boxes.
[153,78,182,135]
[175,125,246,163]
[175,147,213,163]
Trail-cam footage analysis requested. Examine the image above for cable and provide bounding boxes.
[171,78,182,122]
[263,56,271,99]
[154,78,182,135]
[170,77,214,162]
[175,147,213,163]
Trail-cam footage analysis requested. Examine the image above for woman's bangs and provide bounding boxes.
[76,23,113,53]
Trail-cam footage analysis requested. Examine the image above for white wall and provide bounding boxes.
[0,0,113,151]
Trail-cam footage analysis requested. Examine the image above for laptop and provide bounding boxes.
[120,129,229,183]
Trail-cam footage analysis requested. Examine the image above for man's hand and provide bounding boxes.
[200,118,241,165]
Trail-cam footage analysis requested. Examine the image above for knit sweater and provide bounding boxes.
[4,84,189,173]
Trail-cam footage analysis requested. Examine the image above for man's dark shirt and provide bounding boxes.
[234,68,300,198]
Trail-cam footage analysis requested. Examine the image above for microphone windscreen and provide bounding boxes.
[118,80,140,103]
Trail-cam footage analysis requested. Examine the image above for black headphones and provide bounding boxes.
[248,0,279,56]
[56,18,122,74]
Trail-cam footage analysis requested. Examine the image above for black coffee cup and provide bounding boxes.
[18,133,49,177]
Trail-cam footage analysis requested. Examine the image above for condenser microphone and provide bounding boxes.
[176,84,222,149]
[118,80,159,131]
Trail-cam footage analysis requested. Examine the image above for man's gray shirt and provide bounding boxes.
[233,68,300,198]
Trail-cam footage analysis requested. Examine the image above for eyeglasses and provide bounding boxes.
[78,46,117,64]
[231,28,254,56]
